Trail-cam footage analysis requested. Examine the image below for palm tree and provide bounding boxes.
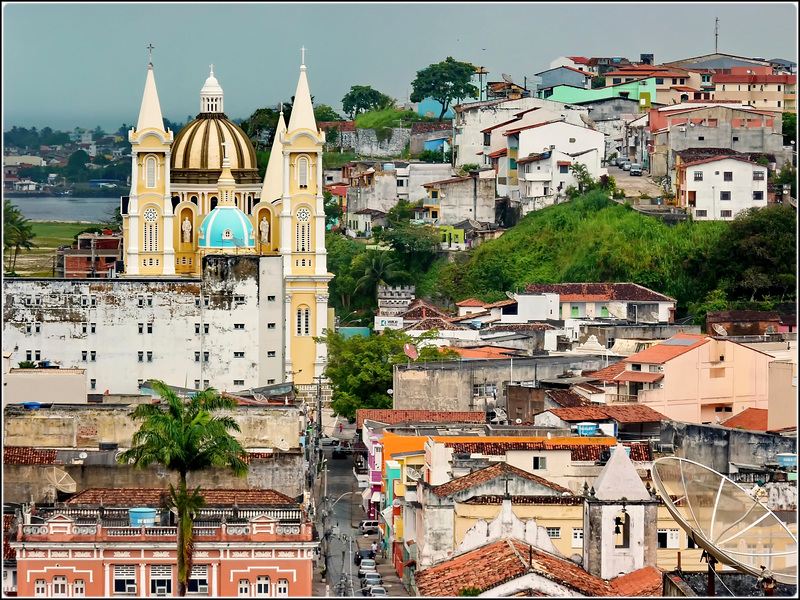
[3,198,37,273]
[353,250,406,303]
[117,381,248,596]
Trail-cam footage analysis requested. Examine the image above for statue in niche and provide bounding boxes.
[182,217,192,243]
[260,216,271,244]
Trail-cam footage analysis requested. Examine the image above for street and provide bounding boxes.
[611,165,663,199]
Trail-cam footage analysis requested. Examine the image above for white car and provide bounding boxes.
[358,559,377,577]
[369,587,388,597]
[319,434,338,446]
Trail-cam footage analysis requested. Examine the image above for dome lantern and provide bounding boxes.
[201,64,224,114]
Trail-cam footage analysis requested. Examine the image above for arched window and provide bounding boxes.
[296,306,310,336]
[277,579,289,597]
[614,510,630,548]
[296,207,311,252]
[143,208,159,252]
[238,579,250,597]
[146,157,156,188]
[73,579,86,597]
[256,575,270,597]
[52,576,68,597]
[34,579,46,597]
[298,157,309,188]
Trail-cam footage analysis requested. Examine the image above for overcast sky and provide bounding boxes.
[2,2,798,133]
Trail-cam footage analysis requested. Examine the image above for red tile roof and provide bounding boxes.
[677,155,761,169]
[444,346,520,359]
[456,298,487,307]
[356,409,485,430]
[545,389,593,408]
[450,310,492,322]
[403,317,466,331]
[609,565,664,596]
[65,488,296,506]
[523,282,676,302]
[487,148,508,158]
[401,299,450,320]
[3,513,16,560]
[584,361,627,383]
[442,440,652,462]
[484,299,517,309]
[549,404,667,423]
[422,176,471,188]
[415,539,615,597]
[623,333,708,364]
[720,407,769,432]
[3,447,59,465]
[432,462,570,498]
[548,406,609,421]
[574,382,606,395]
[614,371,664,383]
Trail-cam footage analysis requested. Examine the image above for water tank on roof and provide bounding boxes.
[577,422,597,436]
[129,508,157,527]
[24,402,41,410]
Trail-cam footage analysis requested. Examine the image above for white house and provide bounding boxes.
[674,156,769,220]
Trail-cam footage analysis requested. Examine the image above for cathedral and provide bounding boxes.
[2,52,331,392]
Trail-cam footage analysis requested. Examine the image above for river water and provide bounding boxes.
[9,196,120,223]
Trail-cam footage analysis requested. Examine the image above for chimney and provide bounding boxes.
[668,306,675,324]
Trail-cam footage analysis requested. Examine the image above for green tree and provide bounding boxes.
[17,361,37,369]
[380,223,440,280]
[688,289,729,328]
[410,57,479,121]
[458,586,482,596]
[353,250,407,303]
[782,111,796,147]
[591,75,606,89]
[341,85,394,120]
[66,149,91,181]
[314,104,343,122]
[383,199,419,228]
[325,233,366,311]
[92,126,106,141]
[3,198,37,273]
[773,162,797,199]
[117,381,248,596]
[318,328,458,419]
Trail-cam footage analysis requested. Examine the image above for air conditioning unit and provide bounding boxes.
[125,583,137,594]
[154,585,168,595]
[678,127,686,132]
[198,585,209,594]
[550,145,556,150]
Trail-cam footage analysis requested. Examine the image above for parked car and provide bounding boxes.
[334,440,354,455]
[368,586,388,596]
[358,559,377,578]
[608,157,618,166]
[361,572,383,594]
[617,158,631,169]
[320,434,338,446]
[629,163,643,176]
[359,520,379,534]
[622,161,632,171]
[355,548,375,565]
[331,448,348,459]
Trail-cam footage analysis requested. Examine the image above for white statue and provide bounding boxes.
[182,217,192,243]
[260,216,270,244]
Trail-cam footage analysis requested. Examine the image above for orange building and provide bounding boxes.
[11,488,317,597]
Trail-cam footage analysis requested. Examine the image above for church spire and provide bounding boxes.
[259,108,286,202]
[287,49,317,132]
[200,64,224,114]
[217,141,236,206]
[136,45,165,132]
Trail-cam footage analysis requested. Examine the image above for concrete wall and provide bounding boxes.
[578,324,701,348]
[2,454,305,505]
[353,128,412,158]
[768,359,797,432]
[3,370,87,405]
[660,420,797,474]
[436,177,496,225]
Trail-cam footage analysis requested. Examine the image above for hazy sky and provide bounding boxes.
[3,2,798,133]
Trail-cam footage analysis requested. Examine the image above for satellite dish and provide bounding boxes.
[78,452,88,459]
[502,73,514,84]
[606,302,626,319]
[650,311,659,321]
[712,323,728,336]
[652,456,797,585]
[44,467,77,493]
[515,418,522,424]
[276,438,290,452]
[407,467,422,481]
[491,407,507,422]
[403,343,418,360]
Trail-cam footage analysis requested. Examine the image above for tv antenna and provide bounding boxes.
[652,456,796,585]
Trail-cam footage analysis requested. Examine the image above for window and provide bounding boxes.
[657,529,680,549]
[532,456,547,470]
[188,565,208,594]
[138,379,144,387]
[687,534,700,549]
[139,323,144,334]
[256,575,270,597]
[672,78,677,85]
[83,322,89,334]
[234,295,245,304]
[632,363,642,372]
[296,208,311,251]
[572,528,583,548]
[720,191,731,201]
[203,352,209,362]
[234,351,245,358]
[546,527,561,538]
[82,351,88,361]
[656,78,664,85]
[559,164,569,174]
[695,209,707,217]
[267,379,276,384]
[90,351,96,362]
[150,565,172,596]
[267,351,276,357]
[238,580,250,597]
[147,323,153,334]
[615,511,630,548]
[698,136,704,141]
[733,136,739,142]
[276,579,289,597]
[138,351,144,362]
[234,379,245,386]
[268,322,276,329]
[693,171,703,181]
[753,191,764,201]
[680,78,685,85]
[195,352,201,362]
[195,380,201,389]
[268,295,276,302]
[298,157,309,188]
[234,323,245,330]
[146,157,156,188]
[74,579,86,597]
[53,575,68,596]
[147,351,153,362]
[25,322,33,333]
[723,172,733,182]
[35,579,46,597]
[600,305,609,318]
[430,190,439,199]
[114,564,137,594]
[90,379,96,390]
[34,321,41,333]
[753,171,765,180]
[720,210,732,218]
[297,307,310,336]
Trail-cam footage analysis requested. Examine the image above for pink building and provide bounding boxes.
[11,488,317,597]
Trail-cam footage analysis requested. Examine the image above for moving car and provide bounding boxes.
[358,559,377,578]
[629,163,643,176]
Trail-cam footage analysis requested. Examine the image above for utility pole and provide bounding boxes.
[715,17,719,54]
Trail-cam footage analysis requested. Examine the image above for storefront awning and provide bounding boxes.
[371,491,381,503]
[380,505,394,522]
[614,371,663,383]
[362,488,372,501]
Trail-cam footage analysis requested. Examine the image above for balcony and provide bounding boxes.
[605,393,639,404]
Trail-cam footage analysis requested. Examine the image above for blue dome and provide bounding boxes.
[199,206,255,248]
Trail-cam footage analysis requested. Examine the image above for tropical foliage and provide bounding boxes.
[410,57,479,120]
[342,85,395,119]
[3,198,38,274]
[117,381,248,596]
[318,328,458,419]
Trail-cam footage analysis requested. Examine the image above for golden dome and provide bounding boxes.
[171,114,261,185]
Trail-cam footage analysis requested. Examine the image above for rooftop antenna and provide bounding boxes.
[147,43,154,67]
[715,17,719,54]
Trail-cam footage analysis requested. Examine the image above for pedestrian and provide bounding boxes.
[339,423,343,434]
[371,541,378,556]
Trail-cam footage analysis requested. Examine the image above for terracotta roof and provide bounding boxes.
[487,148,508,158]
[422,176,471,188]
[402,316,466,331]
[567,57,589,64]
[623,333,708,365]
[609,565,664,596]
[549,404,667,424]
[483,299,517,309]
[706,310,780,323]
[456,298,487,307]
[545,389,593,408]
[483,323,556,332]
[65,488,296,507]
[415,539,615,597]
[463,494,584,506]
[445,346,520,359]
[356,409,485,429]
[720,407,769,432]
[574,382,606,395]
[402,299,450,320]
[433,462,570,498]
[614,371,664,383]
[450,310,492,322]
[523,282,676,302]
[714,74,796,84]
[677,155,762,169]
[3,514,16,561]
[442,440,652,462]
[3,447,59,465]
[583,361,626,383]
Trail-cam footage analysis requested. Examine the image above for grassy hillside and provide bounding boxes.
[418,191,796,315]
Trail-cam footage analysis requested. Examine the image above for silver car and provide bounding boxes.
[629,163,643,176]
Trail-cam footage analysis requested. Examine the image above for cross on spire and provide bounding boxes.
[210,63,215,77]
[147,44,154,66]
[301,46,306,66]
